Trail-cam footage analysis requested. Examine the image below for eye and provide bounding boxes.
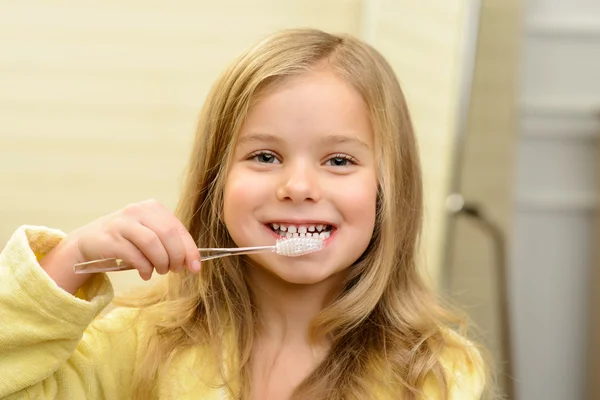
[249,150,281,164]
[324,154,357,167]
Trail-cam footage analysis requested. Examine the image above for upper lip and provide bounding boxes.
[264,219,337,227]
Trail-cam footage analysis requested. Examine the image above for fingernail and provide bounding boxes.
[191,260,201,272]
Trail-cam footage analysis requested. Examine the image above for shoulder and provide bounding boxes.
[431,329,487,399]
[90,306,142,332]
[370,328,486,399]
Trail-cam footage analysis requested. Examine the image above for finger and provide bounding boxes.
[175,221,201,273]
[121,222,170,275]
[140,210,187,274]
[136,200,197,273]
[115,238,154,281]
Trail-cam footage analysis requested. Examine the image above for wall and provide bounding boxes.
[0,0,476,292]
[511,0,600,399]
[0,0,362,293]
[363,0,467,285]
[446,0,521,398]
[592,129,600,399]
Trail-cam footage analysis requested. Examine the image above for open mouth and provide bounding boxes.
[267,223,334,240]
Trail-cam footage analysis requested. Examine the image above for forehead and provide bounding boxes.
[236,69,373,149]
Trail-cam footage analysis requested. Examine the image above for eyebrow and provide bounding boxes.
[237,133,284,146]
[321,134,370,150]
[237,133,370,149]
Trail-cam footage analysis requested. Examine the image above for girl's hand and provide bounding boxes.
[39,199,201,294]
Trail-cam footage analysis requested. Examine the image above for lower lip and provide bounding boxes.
[263,224,336,247]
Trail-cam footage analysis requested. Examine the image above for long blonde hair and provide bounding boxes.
[121,28,484,399]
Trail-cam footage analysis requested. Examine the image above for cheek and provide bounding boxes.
[351,194,377,237]
[333,175,377,266]
[223,168,271,229]
[224,170,251,218]
[338,175,378,227]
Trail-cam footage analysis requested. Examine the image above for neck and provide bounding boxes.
[246,263,344,345]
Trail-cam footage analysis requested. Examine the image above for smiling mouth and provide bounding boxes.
[267,223,333,240]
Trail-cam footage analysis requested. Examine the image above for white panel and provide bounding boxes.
[521,107,600,139]
[522,36,600,98]
[526,0,600,19]
[515,1,600,399]
[510,210,592,400]
[526,18,600,38]
[515,136,597,197]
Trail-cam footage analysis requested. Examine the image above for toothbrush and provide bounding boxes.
[72,237,325,274]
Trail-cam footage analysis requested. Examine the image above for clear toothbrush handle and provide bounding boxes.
[72,245,275,274]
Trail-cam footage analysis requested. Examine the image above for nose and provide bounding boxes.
[276,163,321,203]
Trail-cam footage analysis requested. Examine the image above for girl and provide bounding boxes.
[0,29,485,399]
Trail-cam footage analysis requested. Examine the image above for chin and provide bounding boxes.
[275,270,335,286]
[248,253,345,286]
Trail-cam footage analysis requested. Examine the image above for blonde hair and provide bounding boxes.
[120,28,485,399]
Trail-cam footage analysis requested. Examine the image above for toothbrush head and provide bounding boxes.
[275,237,324,257]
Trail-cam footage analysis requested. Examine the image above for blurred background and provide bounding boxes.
[1,0,599,399]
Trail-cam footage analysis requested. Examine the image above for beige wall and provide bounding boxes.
[366,0,467,286]
[447,0,521,397]
[0,1,474,293]
[0,0,360,292]
[591,115,600,400]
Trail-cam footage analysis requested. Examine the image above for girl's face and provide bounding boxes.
[223,68,378,285]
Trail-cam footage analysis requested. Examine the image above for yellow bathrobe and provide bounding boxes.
[0,225,485,399]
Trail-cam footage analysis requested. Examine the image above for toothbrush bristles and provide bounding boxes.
[275,237,324,256]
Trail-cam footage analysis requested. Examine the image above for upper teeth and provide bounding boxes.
[269,223,332,239]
